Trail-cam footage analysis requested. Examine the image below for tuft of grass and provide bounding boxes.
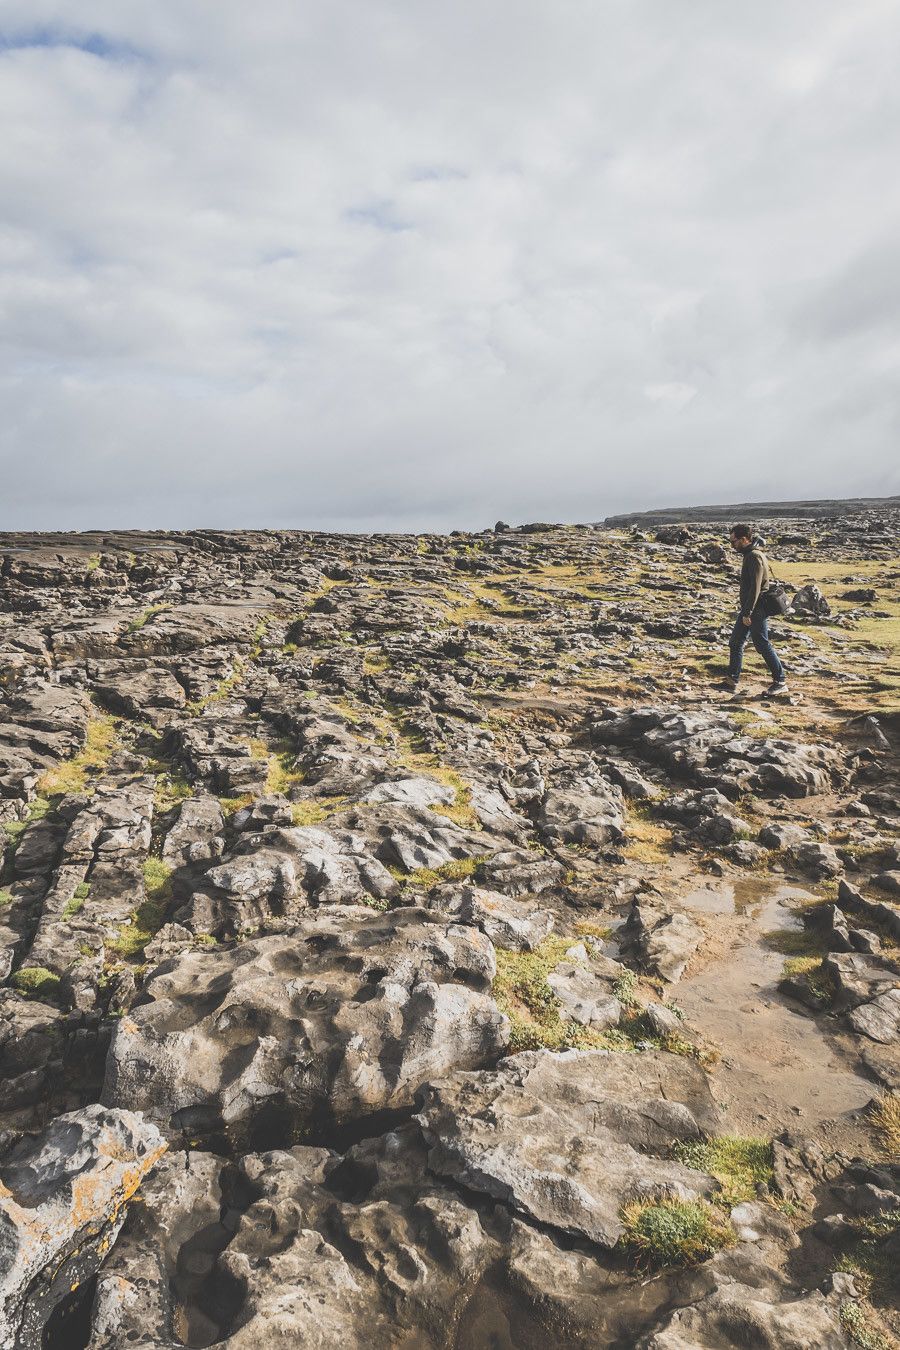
[618,1198,735,1269]
[11,966,62,1001]
[218,794,255,816]
[781,954,835,1003]
[127,602,169,632]
[37,716,118,797]
[674,1136,774,1208]
[0,888,12,907]
[840,1300,892,1350]
[107,859,173,960]
[763,927,827,958]
[154,771,192,812]
[61,889,87,919]
[870,1093,900,1157]
[836,1211,900,1305]
[390,855,487,891]
[427,769,481,830]
[290,796,346,826]
[623,804,672,865]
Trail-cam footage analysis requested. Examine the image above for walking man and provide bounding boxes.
[723,524,788,696]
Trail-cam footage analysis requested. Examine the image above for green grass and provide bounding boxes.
[290,796,346,826]
[37,716,118,797]
[870,1093,900,1158]
[618,1198,735,1269]
[781,953,836,1003]
[107,859,173,959]
[0,888,12,908]
[841,1301,892,1350]
[11,966,62,1001]
[127,602,169,632]
[389,855,487,891]
[836,1211,900,1306]
[85,553,101,572]
[674,1136,774,1208]
[61,883,90,919]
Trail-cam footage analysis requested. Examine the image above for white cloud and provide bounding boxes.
[0,0,898,529]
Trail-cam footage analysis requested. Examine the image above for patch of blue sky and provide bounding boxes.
[410,166,467,183]
[343,202,412,233]
[0,26,149,62]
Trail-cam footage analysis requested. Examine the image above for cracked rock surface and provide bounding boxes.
[0,511,898,1347]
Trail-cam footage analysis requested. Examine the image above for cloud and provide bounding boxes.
[0,0,898,530]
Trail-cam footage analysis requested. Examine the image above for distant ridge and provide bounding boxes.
[602,494,900,527]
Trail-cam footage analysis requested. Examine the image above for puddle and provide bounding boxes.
[680,875,793,916]
[675,884,875,1135]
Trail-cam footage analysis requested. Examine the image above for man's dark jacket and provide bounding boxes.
[739,544,772,618]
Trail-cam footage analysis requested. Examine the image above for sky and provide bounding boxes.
[1,1,899,532]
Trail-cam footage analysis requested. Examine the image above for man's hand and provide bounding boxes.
[742,615,752,627]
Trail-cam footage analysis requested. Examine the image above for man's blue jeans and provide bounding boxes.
[728,609,785,683]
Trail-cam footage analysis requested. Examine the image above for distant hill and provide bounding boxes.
[602,495,900,527]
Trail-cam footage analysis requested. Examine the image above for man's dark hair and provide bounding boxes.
[730,523,753,541]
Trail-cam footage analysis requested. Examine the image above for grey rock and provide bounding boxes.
[419,1048,720,1249]
[0,1104,165,1349]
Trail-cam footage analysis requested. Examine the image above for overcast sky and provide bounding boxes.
[1,1,898,532]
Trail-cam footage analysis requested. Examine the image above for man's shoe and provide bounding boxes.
[764,680,788,698]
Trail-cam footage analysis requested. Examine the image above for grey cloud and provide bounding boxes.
[0,0,898,529]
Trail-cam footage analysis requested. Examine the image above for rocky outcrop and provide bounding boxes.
[418,1049,720,1249]
[103,906,508,1144]
[0,1105,164,1348]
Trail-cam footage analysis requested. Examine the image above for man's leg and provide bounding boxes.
[749,610,785,683]
[728,614,749,682]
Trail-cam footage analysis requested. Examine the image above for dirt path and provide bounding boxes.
[673,879,877,1150]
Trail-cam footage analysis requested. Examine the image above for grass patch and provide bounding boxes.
[836,1211,900,1305]
[107,859,173,960]
[61,883,90,919]
[218,794,255,816]
[153,771,192,812]
[0,888,12,908]
[11,966,62,1001]
[426,768,481,830]
[618,1198,735,1269]
[85,553,101,572]
[841,1300,892,1350]
[781,953,835,1003]
[674,1136,773,1208]
[127,602,169,632]
[870,1093,900,1157]
[763,926,827,958]
[37,716,118,797]
[290,796,347,826]
[391,855,487,890]
[624,804,673,866]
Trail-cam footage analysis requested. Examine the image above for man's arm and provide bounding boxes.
[742,553,765,617]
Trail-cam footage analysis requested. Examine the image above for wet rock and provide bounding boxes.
[0,1104,165,1348]
[419,1049,720,1249]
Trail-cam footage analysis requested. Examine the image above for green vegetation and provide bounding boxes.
[840,1301,892,1350]
[37,716,118,797]
[618,1198,735,1269]
[781,953,835,1003]
[12,966,62,1001]
[871,1093,900,1157]
[390,855,487,891]
[836,1211,900,1306]
[127,602,169,632]
[674,1136,774,1208]
[85,553,101,572]
[623,803,673,866]
[61,884,89,919]
[107,858,173,959]
[153,771,192,812]
[218,794,254,816]
[291,796,346,826]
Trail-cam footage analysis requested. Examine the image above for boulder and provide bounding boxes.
[0,1105,165,1348]
[103,906,508,1144]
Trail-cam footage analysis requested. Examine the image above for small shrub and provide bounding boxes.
[0,888,12,908]
[841,1299,892,1350]
[619,1197,735,1269]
